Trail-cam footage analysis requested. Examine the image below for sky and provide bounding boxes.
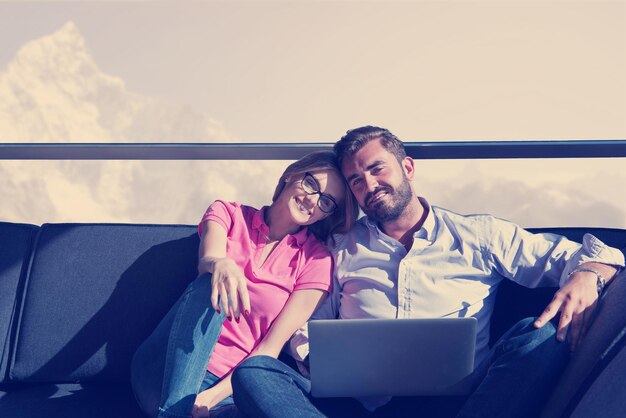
[0,0,624,227]
[1,0,624,142]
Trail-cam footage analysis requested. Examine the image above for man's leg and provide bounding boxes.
[457,317,570,418]
[233,355,381,418]
[232,355,325,418]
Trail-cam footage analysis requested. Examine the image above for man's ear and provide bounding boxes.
[402,157,415,180]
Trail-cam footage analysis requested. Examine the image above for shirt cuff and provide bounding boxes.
[560,233,626,287]
[287,323,310,363]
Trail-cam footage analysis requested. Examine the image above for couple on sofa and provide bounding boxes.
[130,126,625,418]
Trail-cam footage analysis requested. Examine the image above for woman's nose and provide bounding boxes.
[302,193,319,208]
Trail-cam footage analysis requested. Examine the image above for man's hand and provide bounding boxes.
[534,263,617,351]
[210,257,251,321]
[533,271,598,351]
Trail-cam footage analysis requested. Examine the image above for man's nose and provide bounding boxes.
[364,174,378,192]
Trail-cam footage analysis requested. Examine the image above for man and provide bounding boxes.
[232,126,625,417]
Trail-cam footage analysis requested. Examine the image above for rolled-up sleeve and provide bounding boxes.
[484,216,625,288]
[559,233,625,286]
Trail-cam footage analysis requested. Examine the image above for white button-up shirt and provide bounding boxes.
[291,199,625,369]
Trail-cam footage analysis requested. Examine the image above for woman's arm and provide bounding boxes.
[251,289,328,357]
[191,289,327,417]
[197,219,227,274]
[198,220,251,320]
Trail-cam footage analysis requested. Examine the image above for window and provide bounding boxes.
[1,1,624,227]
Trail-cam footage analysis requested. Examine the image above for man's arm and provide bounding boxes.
[485,219,624,351]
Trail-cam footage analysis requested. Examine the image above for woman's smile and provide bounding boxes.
[294,196,313,216]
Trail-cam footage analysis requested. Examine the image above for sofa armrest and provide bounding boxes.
[541,267,626,417]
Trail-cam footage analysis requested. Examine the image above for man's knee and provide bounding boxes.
[233,355,283,384]
[239,354,282,369]
[511,316,556,341]
[496,316,566,357]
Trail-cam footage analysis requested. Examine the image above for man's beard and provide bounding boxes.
[362,176,413,223]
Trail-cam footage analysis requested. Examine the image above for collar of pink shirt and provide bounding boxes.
[252,206,309,247]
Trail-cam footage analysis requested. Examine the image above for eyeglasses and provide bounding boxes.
[301,172,339,213]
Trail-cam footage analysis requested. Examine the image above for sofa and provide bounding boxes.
[0,221,624,418]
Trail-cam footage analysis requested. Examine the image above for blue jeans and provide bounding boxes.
[131,273,231,418]
[232,317,570,418]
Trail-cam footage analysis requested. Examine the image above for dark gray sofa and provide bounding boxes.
[0,222,625,418]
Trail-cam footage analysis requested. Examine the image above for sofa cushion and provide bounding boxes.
[0,222,39,384]
[0,383,143,418]
[9,224,199,383]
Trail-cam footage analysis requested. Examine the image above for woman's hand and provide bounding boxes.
[210,257,251,321]
[198,220,251,321]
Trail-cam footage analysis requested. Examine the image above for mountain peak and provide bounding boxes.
[9,20,95,75]
[51,21,85,48]
[0,22,231,143]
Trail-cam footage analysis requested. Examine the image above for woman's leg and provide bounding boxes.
[196,371,237,417]
[131,273,225,418]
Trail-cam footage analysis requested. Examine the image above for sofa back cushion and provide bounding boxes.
[0,223,39,385]
[9,224,199,383]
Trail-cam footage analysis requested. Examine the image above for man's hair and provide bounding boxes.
[334,126,407,169]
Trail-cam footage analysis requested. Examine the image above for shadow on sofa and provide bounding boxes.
[1,224,199,417]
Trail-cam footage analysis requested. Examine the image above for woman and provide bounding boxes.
[131,151,358,418]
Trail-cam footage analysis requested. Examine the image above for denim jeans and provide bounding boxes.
[232,317,570,418]
[455,317,570,418]
[131,273,230,418]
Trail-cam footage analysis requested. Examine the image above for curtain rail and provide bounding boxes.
[1,140,625,160]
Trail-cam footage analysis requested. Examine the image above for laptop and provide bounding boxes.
[308,317,477,398]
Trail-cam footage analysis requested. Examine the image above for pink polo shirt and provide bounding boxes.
[199,200,333,377]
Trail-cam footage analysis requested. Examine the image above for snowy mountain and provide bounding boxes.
[0,22,282,225]
[0,21,230,142]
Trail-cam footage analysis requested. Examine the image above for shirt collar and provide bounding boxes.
[415,197,435,242]
[290,227,309,247]
[252,206,270,235]
[252,206,308,247]
[362,196,435,242]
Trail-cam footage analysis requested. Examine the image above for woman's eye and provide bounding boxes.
[304,178,317,190]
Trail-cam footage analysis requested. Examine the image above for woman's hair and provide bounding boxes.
[272,150,359,244]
